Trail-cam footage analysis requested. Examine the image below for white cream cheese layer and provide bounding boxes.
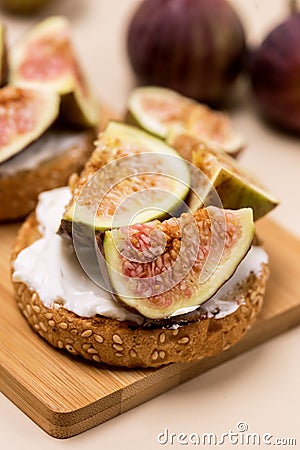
[12,187,268,324]
[12,187,143,324]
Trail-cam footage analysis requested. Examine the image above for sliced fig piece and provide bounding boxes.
[59,122,190,235]
[126,86,244,156]
[60,87,98,128]
[9,16,98,128]
[0,86,59,164]
[191,143,279,220]
[103,206,254,319]
[0,25,8,86]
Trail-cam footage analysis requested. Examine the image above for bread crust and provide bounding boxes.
[11,214,270,368]
[0,130,95,221]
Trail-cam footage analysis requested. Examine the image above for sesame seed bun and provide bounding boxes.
[0,128,95,222]
[11,214,270,368]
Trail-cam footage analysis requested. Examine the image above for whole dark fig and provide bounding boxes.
[127,0,246,104]
[250,5,300,133]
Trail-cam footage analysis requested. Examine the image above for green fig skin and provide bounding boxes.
[208,171,278,221]
[192,145,279,221]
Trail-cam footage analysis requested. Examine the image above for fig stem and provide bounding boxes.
[290,0,298,14]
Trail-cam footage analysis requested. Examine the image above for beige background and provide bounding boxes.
[0,0,299,448]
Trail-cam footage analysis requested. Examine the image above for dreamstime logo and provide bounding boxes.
[157,423,297,447]
[71,152,226,299]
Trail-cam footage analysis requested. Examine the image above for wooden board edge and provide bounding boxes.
[0,363,54,436]
[3,302,298,439]
[176,303,300,385]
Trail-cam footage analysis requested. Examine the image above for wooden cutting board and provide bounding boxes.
[0,218,300,439]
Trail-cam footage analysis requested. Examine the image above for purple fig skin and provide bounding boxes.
[127,0,246,104]
[251,13,300,133]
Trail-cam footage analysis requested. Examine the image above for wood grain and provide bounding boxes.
[0,218,300,438]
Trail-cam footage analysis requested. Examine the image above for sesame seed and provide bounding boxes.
[87,347,98,354]
[113,344,124,352]
[66,344,76,354]
[159,333,166,344]
[70,328,78,336]
[39,322,47,332]
[81,329,93,338]
[152,350,158,360]
[178,337,189,344]
[240,306,248,314]
[113,334,123,344]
